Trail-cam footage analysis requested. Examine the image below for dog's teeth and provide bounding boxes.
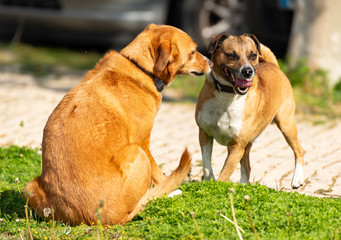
[237,87,247,93]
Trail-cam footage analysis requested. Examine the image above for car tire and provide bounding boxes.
[169,0,248,54]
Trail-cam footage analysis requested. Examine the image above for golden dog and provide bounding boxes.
[25,24,212,225]
[195,33,305,189]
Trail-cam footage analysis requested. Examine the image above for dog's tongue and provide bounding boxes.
[234,78,252,88]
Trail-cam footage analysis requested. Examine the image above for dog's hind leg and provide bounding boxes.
[106,144,152,225]
[143,147,167,185]
[240,142,253,184]
[199,129,215,180]
[274,114,305,189]
[24,176,48,219]
[124,148,191,224]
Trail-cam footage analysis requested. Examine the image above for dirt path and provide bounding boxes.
[1,72,340,198]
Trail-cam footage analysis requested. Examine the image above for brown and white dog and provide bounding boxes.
[25,24,212,225]
[195,33,305,189]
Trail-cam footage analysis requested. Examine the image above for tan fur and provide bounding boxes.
[25,24,211,225]
[259,44,279,67]
[195,34,305,189]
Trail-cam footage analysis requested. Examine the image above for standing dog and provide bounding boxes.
[195,33,305,189]
[25,24,212,225]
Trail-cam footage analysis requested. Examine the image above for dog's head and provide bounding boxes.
[149,24,213,84]
[122,24,212,85]
[208,33,261,95]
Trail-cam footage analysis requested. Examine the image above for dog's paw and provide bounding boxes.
[168,189,183,198]
[291,178,304,189]
[291,164,304,189]
[202,175,215,181]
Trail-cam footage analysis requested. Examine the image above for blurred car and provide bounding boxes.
[0,0,293,57]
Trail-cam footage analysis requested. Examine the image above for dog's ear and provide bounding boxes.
[145,23,157,31]
[208,33,230,53]
[155,41,172,72]
[245,34,262,55]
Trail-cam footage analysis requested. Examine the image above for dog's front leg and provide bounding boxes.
[217,142,245,182]
[199,129,215,180]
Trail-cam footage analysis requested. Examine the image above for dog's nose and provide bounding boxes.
[241,67,253,78]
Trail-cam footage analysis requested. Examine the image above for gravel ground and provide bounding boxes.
[1,72,340,198]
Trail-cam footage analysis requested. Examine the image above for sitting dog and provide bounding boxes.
[25,24,212,225]
[195,33,305,189]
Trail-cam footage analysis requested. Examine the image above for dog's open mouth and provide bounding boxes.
[221,66,252,95]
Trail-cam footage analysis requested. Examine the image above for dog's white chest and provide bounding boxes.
[197,92,246,146]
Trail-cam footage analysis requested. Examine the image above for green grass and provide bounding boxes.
[1,146,340,239]
[0,146,41,219]
[278,58,341,118]
[0,42,101,77]
[168,75,206,101]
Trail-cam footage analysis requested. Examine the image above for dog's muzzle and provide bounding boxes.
[221,66,254,95]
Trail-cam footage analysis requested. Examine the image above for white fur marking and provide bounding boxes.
[197,74,246,146]
[240,166,248,184]
[291,163,304,188]
[168,189,182,198]
[202,143,215,180]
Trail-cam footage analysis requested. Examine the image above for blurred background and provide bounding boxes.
[0,0,340,117]
[0,0,294,57]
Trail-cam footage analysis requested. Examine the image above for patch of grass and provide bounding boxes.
[278,58,341,117]
[1,146,340,239]
[129,182,341,240]
[168,75,206,101]
[0,42,101,77]
[0,146,41,218]
[333,80,341,103]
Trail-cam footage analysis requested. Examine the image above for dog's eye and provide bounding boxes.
[188,50,196,60]
[225,52,238,60]
[249,53,257,60]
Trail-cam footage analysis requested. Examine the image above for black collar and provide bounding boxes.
[212,75,236,94]
[122,55,165,92]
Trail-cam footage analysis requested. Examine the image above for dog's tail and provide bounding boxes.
[260,44,279,67]
[124,148,191,223]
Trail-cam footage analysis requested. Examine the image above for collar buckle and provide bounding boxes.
[122,55,165,93]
